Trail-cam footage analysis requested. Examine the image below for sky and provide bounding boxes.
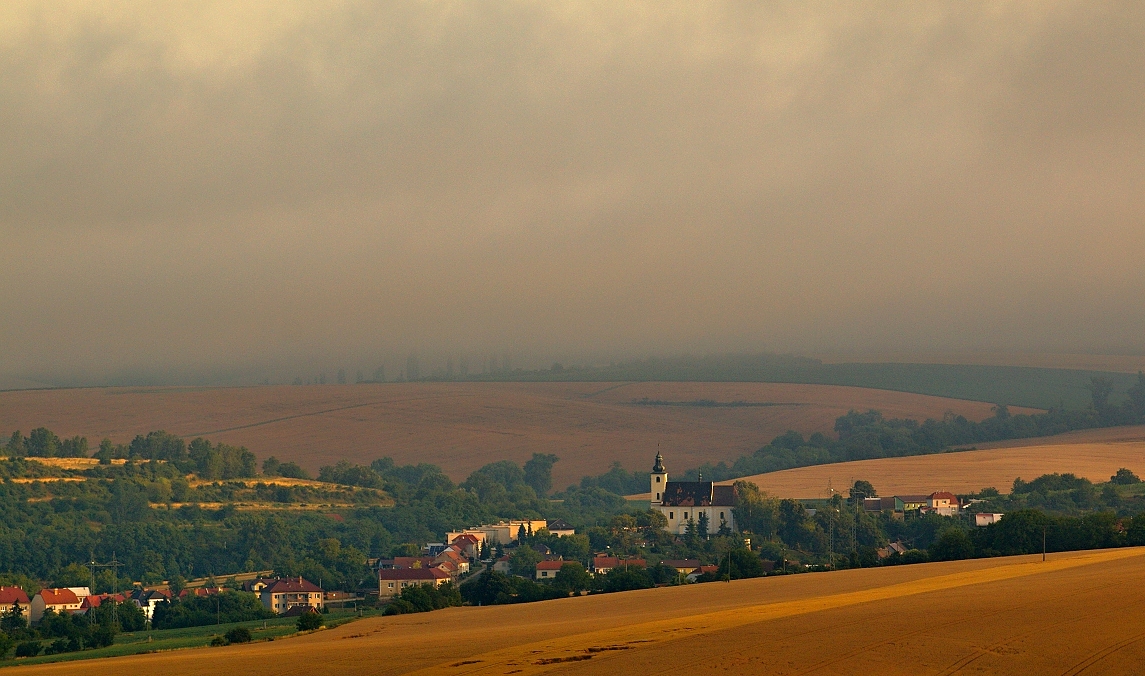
[2,1,1144,385]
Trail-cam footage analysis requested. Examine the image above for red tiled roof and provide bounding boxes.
[37,589,80,606]
[535,560,565,571]
[0,587,29,605]
[262,578,323,594]
[80,593,126,609]
[378,568,450,581]
[929,491,959,503]
[451,534,480,544]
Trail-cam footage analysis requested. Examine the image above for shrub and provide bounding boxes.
[224,627,252,644]
[15,641,42,658]
[296,609,323,631]
[210,636,227,646]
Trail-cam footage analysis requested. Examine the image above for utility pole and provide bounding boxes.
[1043,526,1047,562]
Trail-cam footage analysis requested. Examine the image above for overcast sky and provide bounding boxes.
[2,1,1143,384]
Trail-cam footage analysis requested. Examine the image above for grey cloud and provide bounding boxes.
[1,1,1143,382]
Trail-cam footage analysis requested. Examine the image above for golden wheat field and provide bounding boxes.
[0,382,1021,487]
[739,435,1145,499]
[16,548,1145,675]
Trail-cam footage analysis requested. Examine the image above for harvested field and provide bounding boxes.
[17,548,1145,675]
[0,382,1022,487]
[812,351,1145,374]
[740,437,1145,499]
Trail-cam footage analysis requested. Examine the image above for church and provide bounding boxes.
[650,452,737,534]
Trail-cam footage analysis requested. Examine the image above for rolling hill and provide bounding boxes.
[0,382,1024,488]
[739,428,1145,498]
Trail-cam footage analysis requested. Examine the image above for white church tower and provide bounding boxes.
[650,451,667,507]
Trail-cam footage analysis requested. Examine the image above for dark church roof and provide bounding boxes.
[661,482,736,507]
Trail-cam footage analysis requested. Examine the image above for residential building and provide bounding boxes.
[650,453,737,534]
[686,565,719,582]
[30,588,84,624]
[545,519,576,537]
[132,589,172,621]
[446,520,549,548]
[378,568,451,600]
[862,497,898,512]
[877,542,909,558]
[895,495,930,512]
[975,513,1005,527]
[77,593,127,615]
[660,559,701,575]
[259,577,324,615]
[591,556,646,575]
[493,555,511,574]
[535,560,565,580]
[0,587,30,619]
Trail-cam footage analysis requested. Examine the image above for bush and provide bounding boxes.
[1111,468,1141,485]
[15,641,42,658]
[296,610,323,631]
[210,635,227,647]
[224,627,252,644]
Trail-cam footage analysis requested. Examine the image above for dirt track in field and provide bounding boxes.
[0,382,1023,487]
[16,548,1145,675]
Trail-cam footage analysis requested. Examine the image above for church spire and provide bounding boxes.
[652,451,665,473]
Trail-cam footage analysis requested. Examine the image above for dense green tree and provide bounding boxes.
[849,480,877,501]
[552,561,591,592]
[523,453,560,497]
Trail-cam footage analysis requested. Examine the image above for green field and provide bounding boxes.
[2,609,375,668]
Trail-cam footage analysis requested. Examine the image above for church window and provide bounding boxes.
[656,476,662,483]
[656,493,660,500]
[669,512,674,519]
[720,512,724,519]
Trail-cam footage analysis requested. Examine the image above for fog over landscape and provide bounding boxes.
[2,1,1144,385]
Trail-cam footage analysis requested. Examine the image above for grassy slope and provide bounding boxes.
[4,609,371,669]
[12,548,1145,675]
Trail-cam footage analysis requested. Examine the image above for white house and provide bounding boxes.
[650,452,737,534]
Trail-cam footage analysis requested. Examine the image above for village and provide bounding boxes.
[0,459,1003,631]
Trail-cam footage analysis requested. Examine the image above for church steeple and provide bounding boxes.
[651,451,667,507]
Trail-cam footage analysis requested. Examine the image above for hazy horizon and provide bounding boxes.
[4,2,1144,386]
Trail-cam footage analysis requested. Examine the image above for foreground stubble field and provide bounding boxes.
[13,548,1145,675]
[0,382,1020,487]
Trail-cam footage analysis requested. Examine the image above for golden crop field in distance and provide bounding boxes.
[739,430,1145,499]
[17,548,1145,675]
[0,382,1026,487]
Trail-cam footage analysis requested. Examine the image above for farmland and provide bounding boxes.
[740,431,1145,498]
[0,382,1022,488]
[12,548,1145,675]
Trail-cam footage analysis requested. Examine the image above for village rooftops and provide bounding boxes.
[659,482,735,507]
[0,586,29,605]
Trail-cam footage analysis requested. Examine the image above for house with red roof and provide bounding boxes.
[378,568,451,600]
[30,588,83,624]
[77,593,127,615]
[534,560,566,580]
[259,577,324,615]
[0,586,30,619]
